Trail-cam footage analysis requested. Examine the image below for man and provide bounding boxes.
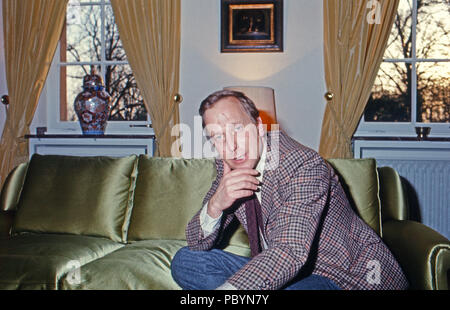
[171,90,408,290]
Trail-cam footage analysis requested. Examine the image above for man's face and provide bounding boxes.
[203,96,264,170]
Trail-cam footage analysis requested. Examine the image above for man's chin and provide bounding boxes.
[225,156,258,170]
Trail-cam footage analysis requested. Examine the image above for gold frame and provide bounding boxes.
[221,0,283,53]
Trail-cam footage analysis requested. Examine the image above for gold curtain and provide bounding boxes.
[319,0,399,158]
[110,0,182,157]
[0,0,68,187]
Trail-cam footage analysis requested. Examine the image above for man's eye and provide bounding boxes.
[234,124,244,132]
[213,135,223,141]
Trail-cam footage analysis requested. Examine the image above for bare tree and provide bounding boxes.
[65,4,147,121]
[364,0,449,123]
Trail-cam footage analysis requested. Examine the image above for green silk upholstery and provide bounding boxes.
[0,162,28,211]
[224,222,250,252]
[128,156,250,248]
[383,220,450,290]
[0,155,448,290]
[61,239,187,290]
[127,156,217,241]
[327,158,382,237]
[60,239,250,290]
[0,211,14,238]
[377,166,409,222]
[12,154,138,243]
[0,233,123,289]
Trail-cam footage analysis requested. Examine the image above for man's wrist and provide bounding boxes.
[206,199,222,219]
[200,202,222,237]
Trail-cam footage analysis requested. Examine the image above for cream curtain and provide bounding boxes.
[110,0,182,157]
[319,0,399,158]
[0,0,68,187]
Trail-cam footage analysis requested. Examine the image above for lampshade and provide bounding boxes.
[223,86,277,130]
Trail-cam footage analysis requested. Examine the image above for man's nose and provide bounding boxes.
[226,132,237,152]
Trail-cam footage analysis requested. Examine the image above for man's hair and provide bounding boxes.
[199,90,259,128]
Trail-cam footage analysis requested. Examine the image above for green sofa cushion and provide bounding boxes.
[12,154,138,243]
[127,156,217,241]
[61,239,186,290]
[327,158,382,237]
[0,233,123,289]
[60,239,251,290]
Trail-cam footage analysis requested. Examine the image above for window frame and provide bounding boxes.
[44,0,152,135]
[355,0,450,138]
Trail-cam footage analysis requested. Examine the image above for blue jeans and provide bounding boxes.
[171,247,341,290]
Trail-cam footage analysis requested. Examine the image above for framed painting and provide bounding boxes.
[221,0,283,53]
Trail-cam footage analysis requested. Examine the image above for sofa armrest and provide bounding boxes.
[0,210,14,239]
[383,220,450,290]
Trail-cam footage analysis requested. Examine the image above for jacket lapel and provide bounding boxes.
[260,130,281,235]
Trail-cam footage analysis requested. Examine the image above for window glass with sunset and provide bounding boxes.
[364,0,449,124]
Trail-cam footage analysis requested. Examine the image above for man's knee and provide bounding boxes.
[171,246,191,280]
[171,247,219,289]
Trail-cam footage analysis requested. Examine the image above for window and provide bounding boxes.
[45,0,151,133]
[356,0,450,137]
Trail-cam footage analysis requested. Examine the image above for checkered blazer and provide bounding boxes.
[185,131,408,290]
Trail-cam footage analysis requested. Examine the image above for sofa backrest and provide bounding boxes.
[0,155,249,247]
[327,158,383,237]
[126,156,218,241]
[11,154,138,243]
[377,166,408,222]
[1,155,407,244]
[126,156,250,248]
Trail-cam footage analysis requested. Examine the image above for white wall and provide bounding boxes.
[179,0,326,155]
[0,0,326,152]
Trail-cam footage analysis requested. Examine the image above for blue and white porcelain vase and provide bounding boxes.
[74,69,111,135]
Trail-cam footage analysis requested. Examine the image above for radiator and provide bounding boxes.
[353,139,450,239]
[376,159,449,239]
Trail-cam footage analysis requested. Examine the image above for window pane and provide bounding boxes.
[416,0,450,59]
[61,65,146,122]
[105,65,147,121]
[64,4,102,63]
[63,65,95,122]
[364,62,412,122]
[384,0,413,59]
[417,62,450,123]
[58,1,148,124]
[104,5,126,62]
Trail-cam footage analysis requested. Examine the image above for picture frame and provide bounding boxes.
[221,0,283,53]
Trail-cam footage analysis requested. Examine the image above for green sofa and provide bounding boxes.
[0,154,448,290]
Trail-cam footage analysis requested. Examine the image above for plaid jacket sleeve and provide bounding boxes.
[227,149,331,290]
[185,159,235,251]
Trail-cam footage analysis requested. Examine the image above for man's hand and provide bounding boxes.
[207,161,260,218]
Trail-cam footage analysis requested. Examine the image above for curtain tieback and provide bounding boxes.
[157,94,182,138]
[325,92,353,153]
[153,93,183,154]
